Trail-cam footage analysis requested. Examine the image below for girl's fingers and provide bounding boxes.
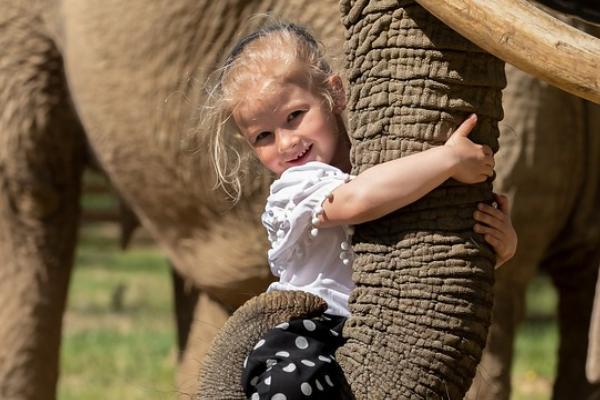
[494,193,511,214]
[453,114,478,138]
[482,145,493,157]
[484,234,502,250]
[474,206,505,227]
[477,165,494,180]
[474,223,503,238]
[478,203,505,219]
[474,225,506,252]
[475,196,517,267]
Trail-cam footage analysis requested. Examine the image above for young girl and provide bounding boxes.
[208,22,517,400]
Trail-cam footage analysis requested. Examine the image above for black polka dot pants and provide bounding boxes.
[241,314,347,400]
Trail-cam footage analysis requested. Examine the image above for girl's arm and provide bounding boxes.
[319,114,494,227]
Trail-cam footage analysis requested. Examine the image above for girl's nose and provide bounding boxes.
[277,130,300,154]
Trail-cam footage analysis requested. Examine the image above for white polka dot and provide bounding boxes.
[266,359,277,367]
[301,360,315,367]
[301,382,312,395]
[315,379,324,391]
[318,355,331,363]
[325,375,334,387]
[302,320,316,331]
[250,376,259,386]
[251,393,259,400]
[276,322,289,330]
[253,339,265,350]
[330,329,339,337]
[271,394,287,400]
[265,376,271,386]
[295,336,309,350]
[275,351,290,358]
[282,363,297,372]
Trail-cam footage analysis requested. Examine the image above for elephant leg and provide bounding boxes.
[467,58,596,399]
[177,291,230,398]
[171,265,201,358]
[548,51,600,400]
[465,277,528,400]
[0,7,85,400]
[547,248,600,400]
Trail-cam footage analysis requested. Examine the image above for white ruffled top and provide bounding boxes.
[262,161,355,317]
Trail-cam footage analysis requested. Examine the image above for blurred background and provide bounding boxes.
[60,170,175,400]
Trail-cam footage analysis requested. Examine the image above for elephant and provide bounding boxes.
[466,19,600,400]
[197,1,599,399]
[1,0,598,400]
[0,1,345,399]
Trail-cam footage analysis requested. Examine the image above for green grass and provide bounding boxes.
[59,224,177,400]
[511,275,558,400]
[80,171,118,211]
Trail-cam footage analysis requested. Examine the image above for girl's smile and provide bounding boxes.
[233,78,349,176]
[285,143,312,165]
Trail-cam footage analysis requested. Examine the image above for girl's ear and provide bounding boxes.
[327,75,346,113]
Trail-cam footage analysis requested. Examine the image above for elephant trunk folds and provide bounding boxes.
[336,1,505,399]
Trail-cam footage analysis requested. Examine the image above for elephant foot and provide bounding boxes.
[197,291,328,399]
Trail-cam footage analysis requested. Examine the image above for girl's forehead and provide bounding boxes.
[233,81,293,125]
[233,73,312,117]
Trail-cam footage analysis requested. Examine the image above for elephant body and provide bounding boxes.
[0,1,343,398]
[467,16,600,399]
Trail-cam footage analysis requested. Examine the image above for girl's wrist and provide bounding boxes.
[439,145,460,178]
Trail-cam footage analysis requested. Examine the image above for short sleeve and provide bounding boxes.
[261,161,352,266]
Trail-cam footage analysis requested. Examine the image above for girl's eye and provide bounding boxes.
[287,110,304,122]
[254,131,271,144]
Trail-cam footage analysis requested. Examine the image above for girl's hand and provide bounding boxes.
[473,193,518,269]
[444,114,495,184]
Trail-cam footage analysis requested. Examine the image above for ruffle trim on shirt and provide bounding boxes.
[261,162,353,273]
[307,176,355,267]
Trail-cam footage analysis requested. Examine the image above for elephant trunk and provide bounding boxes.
[335,1,505,399]
[197,291,329,399]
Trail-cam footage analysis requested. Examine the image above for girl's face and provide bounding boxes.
[233,76,349,176]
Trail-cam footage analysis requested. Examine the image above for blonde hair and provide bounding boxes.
[203,22,339,203]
